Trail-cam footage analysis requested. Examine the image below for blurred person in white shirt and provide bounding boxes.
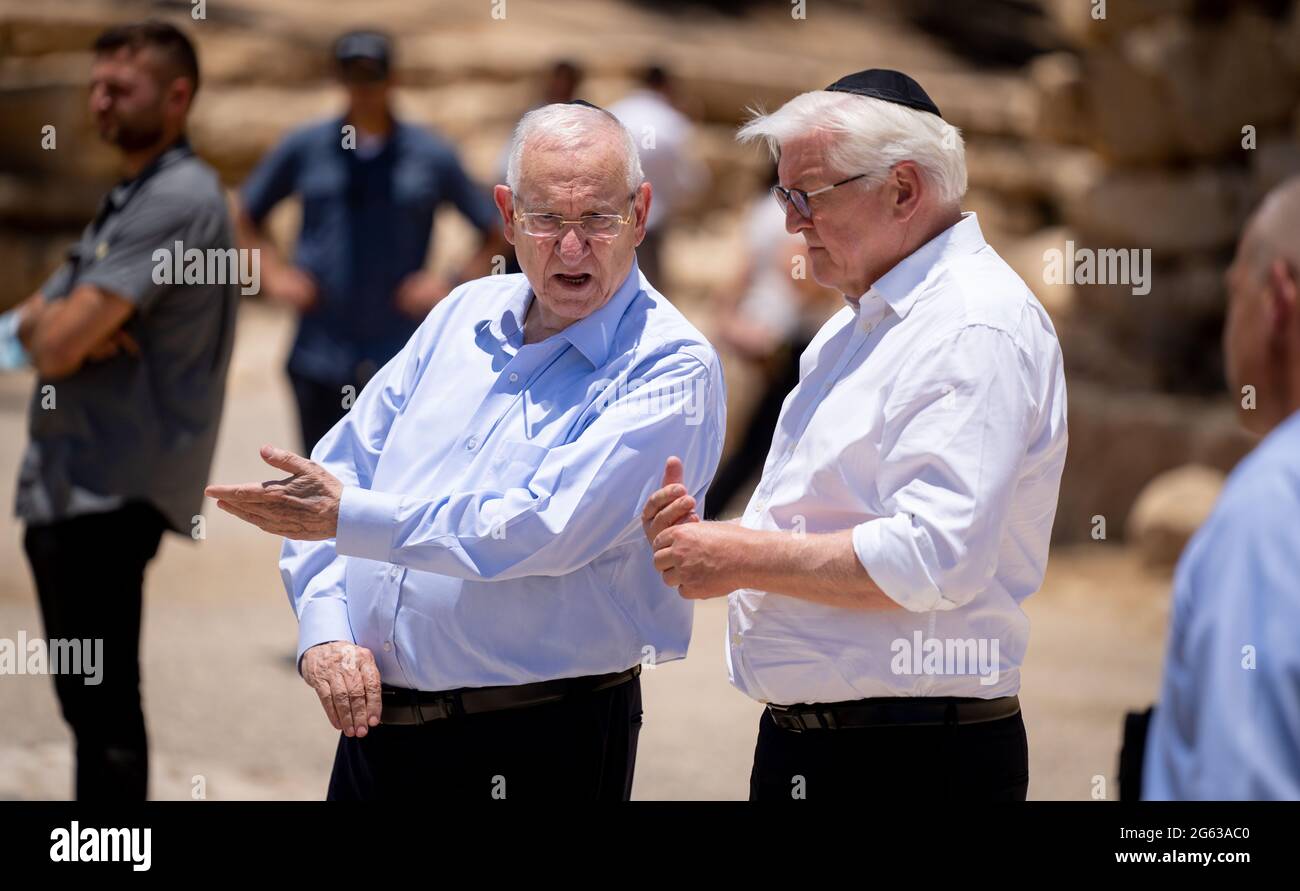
[609,65,707,289]
[708,169,840,519]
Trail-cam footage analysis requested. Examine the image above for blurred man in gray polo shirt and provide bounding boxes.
[12,21,237,800]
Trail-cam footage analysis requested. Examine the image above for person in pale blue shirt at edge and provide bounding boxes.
[1142,176,1300,801]
[205,101,726,801]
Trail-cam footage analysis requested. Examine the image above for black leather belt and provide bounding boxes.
[380,665,641,726]
[767,695,1020,732]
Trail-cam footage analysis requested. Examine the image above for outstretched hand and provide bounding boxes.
[205,444,343,540]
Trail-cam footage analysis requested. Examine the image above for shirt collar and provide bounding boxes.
[92,135,192,231]
[557,261,643,366]
[858,211,987,321]
[99,135,194,222]
[1275,407,1300,441]
[481,260,644,366]
[483,277,533,346]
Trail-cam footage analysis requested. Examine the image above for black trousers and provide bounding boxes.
[23,501,168,801]
[749,705,1030,801]
[327,676,643,801]
[289,366,375,456]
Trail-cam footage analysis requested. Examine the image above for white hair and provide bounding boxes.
[736,90,967,206]
[506,103,644,196]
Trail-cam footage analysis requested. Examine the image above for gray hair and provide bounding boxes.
[736,90,967,206]
[505,103,644,196]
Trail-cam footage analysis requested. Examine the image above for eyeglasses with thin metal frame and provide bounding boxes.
[512,192,638,240]
[772,173,868,219]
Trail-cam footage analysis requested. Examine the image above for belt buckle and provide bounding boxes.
[813,707,838,730]
[771,704,838,732]
[422,693,462,722]
[378,687,415,725]
[769,703,810,733]
[403,688,426,726]
[798,708,837,731]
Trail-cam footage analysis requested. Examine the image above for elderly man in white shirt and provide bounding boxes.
[642,69,1068,801]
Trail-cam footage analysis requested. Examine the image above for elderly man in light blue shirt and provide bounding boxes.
[1142,176,1300,800]
[207,101,725,801]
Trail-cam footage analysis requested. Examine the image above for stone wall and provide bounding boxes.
[2,0,1295,544]
[1021,0,1299,541]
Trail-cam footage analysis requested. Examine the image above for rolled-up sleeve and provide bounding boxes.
[852,324,1034,612]
[333,347,726,581]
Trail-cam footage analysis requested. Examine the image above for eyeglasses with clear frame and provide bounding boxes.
[772,173,868,219]
[512,192,638,240]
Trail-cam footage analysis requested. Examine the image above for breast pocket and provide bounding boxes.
[485,439,552,490]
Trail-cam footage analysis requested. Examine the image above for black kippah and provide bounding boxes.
[824,69,942,118]
[566,99,605,111]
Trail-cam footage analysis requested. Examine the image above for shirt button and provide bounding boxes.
[508,372,519,383]
[731,633,743,647]
[382,641,392,652]
[465,435,479,450]
[389,566,399,579]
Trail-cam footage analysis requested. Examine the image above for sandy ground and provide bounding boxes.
[0,300,1173,800]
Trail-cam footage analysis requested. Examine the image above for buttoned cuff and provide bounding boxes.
[852,516,951,613]
[295,596,354,675]
[335,485,403,564]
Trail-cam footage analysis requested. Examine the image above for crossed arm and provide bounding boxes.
[17,284,137,379]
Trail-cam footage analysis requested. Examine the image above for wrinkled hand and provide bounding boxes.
[641,456,699,546]
[300,641,382,737]
[652,520,752,600]
[205,444,343,540]
[394,271,452,320]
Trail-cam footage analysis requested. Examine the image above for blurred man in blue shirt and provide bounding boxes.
[207,101,726,801]
[236,30,504,452]
[1143,177,1300,800]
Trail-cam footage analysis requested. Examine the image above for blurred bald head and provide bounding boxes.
[1242,178,1300,273]
[1224,176,1300,434]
